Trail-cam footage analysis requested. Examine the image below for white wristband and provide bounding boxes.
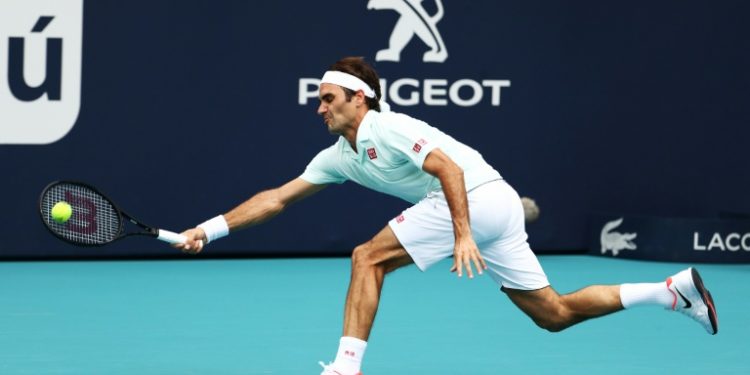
[197,215,229,244]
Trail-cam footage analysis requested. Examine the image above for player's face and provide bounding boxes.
[317,83,358,135]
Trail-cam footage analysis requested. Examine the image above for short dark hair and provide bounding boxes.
[328,57,381,112]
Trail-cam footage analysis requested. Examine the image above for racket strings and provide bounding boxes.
[41,183,122,245]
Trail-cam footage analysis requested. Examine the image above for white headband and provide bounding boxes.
[320,71,376,98]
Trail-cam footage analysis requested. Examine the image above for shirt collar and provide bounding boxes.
[340,110,378,160]
[355,110,379,161]
[355,110,377,144]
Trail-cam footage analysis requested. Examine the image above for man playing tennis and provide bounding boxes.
[176,57,718,375]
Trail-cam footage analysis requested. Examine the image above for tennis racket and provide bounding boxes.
[39,180,191,247]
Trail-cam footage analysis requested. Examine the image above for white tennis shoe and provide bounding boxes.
[318,361,362,375]
[666,267,718,335]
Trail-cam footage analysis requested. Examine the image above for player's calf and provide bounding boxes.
[506,285,624,333]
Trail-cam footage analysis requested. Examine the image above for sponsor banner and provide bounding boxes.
[590,215,750,263]
[297,1,510,108]
[1,1,748,258]
[0,0,83,144]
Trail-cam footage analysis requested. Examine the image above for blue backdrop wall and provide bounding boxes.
[1,0,748,258]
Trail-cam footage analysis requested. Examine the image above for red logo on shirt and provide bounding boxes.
[417,138,427,145]
[396,214,405,223]
[412,143,422,153]
[367,147,377,159]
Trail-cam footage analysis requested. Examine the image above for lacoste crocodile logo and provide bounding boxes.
[600,217,637,256]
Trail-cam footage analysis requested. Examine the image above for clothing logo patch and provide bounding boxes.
[367,0,448,63]
[412,143,422,153]
[417,138,427,145]
[396,214,405,223]
[367,147,378,160]
[600,217,637,256]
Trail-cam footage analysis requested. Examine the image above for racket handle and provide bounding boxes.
[157,229,205,249]
[157,229,189,244]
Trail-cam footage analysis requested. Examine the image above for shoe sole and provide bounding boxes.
[691,267,718,335]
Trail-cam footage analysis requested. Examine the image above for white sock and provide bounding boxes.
[332,336,367,375]
[620,282,674,309]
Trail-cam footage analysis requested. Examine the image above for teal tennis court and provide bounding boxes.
[1,255,746,374]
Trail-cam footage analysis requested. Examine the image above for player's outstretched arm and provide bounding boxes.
[177,178,326,254]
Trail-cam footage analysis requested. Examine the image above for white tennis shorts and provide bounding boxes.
[388,179,549,290]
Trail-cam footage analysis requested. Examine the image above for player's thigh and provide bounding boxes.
[355,225,414,273]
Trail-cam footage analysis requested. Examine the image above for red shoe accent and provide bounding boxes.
[666,277,677,310]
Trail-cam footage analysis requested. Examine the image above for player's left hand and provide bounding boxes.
[450,236,487,278]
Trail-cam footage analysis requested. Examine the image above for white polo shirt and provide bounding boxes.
[300,110,502,204]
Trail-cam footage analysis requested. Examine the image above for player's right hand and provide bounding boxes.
[174,228,207,254]
[450,236,487,279]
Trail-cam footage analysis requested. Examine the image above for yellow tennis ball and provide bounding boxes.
[51,201,73,223]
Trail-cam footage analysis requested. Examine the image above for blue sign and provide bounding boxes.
[1,1,749,258]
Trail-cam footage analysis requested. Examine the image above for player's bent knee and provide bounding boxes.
[528,306,573,333]
[533,318,568,333]
[350,244,367,267]
[350,243,381,270]
[351,242,403,276]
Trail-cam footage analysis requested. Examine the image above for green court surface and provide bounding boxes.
[1,255,747,374]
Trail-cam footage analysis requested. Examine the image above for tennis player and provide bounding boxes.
[176,57,718,375]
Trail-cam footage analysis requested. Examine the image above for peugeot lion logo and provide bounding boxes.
[368,0,448,63]
[600,218,637,256]
[299,1,509,107]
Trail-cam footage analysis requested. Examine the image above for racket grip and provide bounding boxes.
[157,229,189,244]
